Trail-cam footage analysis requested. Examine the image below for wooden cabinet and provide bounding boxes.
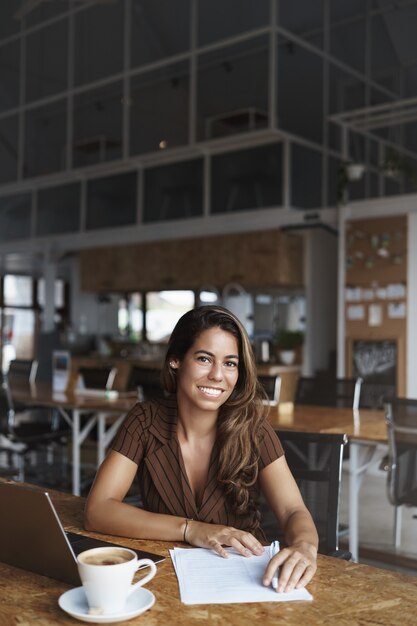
[80,229,304,292]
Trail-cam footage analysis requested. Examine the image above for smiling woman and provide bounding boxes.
[84,306,318,594]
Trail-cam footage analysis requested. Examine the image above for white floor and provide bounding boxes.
[339,445,417,576]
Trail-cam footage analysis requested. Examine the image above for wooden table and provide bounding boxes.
[268,404,387,563]
[11,383,137,497]
[0,481,416,626]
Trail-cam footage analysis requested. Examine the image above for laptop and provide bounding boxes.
[0,482,165,586]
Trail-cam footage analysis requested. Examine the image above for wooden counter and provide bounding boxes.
[1,480,416,626]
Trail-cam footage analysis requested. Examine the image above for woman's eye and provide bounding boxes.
[225,361,238,368]
[197,355,210,363]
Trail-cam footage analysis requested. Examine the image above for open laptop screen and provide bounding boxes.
[0,482,164,586]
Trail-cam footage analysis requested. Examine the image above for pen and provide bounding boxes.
[269,540,280,590]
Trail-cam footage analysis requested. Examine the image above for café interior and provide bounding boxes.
[0,1,417,623]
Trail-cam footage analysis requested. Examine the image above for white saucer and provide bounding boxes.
[58,586,155,624]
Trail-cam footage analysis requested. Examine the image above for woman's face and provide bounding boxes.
[172,326,239,415]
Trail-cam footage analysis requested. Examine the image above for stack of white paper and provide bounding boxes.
[170,547,313,605]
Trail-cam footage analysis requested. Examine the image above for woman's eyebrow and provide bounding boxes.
[194,349,239,359]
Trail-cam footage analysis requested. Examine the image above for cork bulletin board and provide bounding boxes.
[344,215,407,395]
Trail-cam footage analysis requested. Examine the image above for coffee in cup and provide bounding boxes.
[77,546,157,615]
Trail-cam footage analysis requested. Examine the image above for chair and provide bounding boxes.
[0,378,69,482]
[126,366,165,401]
[7,359,38,386]
[295,376,362,410]
[258,375,281,406]
[384,398,417,548]
[260,430,351,559]
[78,366,117,390]
[359,380,395,410]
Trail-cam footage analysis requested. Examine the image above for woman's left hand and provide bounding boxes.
[262,542,317,593]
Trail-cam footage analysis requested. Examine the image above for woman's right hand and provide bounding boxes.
[184,520,264,559]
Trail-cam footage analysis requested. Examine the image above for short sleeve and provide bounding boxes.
[111,402,149,465]
[258,421,284,470]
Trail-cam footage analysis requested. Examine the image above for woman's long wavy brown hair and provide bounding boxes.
[161,306,268,524]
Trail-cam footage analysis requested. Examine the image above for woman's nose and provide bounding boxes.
[208,361,222,381]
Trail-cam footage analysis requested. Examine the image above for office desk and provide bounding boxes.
[11,383,137,497]
[0,481,416,626]
[268,404,387,563]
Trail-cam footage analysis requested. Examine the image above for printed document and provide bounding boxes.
[170,547,313,605]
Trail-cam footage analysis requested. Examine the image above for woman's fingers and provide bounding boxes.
[192,522,264,557]
[263,548,317,593]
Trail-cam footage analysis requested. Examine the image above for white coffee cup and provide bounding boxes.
[77,546,157,615]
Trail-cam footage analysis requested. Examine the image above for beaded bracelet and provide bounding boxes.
[183,518,193,543]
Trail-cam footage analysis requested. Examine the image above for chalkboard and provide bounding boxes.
[352,340,397,408]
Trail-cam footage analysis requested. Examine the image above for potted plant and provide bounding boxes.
[275,330,304,365]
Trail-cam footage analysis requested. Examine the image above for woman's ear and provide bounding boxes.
[169,359,180,370]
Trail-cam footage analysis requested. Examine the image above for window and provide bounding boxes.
[37,278,65,309]
[130,62,190,156]
[73,81,123,168]
[117,293,143,340]
[24,98,67,178]
[0,40,20,112]
[4,275,33,307]
[146,291,194,342]
[26,20,68,102]
[211,143,283,213]
[199,0,268,45]
[131,0,190,67]
[0,115,18,183]
[86,172,137,230]
[0,193,31,242]
[37,183,81,235]
[144,160,203,222]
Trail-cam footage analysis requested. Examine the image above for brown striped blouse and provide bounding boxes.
[111,397,284,540]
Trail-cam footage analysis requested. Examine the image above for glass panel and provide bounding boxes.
[278,37,323,143]
[0,193,31,241]
[73,81,123,168]
[2,307,35,367]
[328,63,365,150]
[37,278,65,308]
[25,2,69,27]
[37,183,81,235]
[144,159,203,222]
[4,275,33,306]
[291,143,322,209]
[26,20,68,102]
[0,1,21,39]
[327,155,343,208]
[130,62,189,156]
[131,0,190,67]
[146,291,194,342]
[371,10,416,94]
[197,36,269,141]
[24,98,67,177]
[74,2,123,86]
[211,143,282,214]
[330,7,365,72]
[86,171,137,230]
[0,115,18,183]
[279,0,323,48]
[0,40,20,112]
[198,0,269,46]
